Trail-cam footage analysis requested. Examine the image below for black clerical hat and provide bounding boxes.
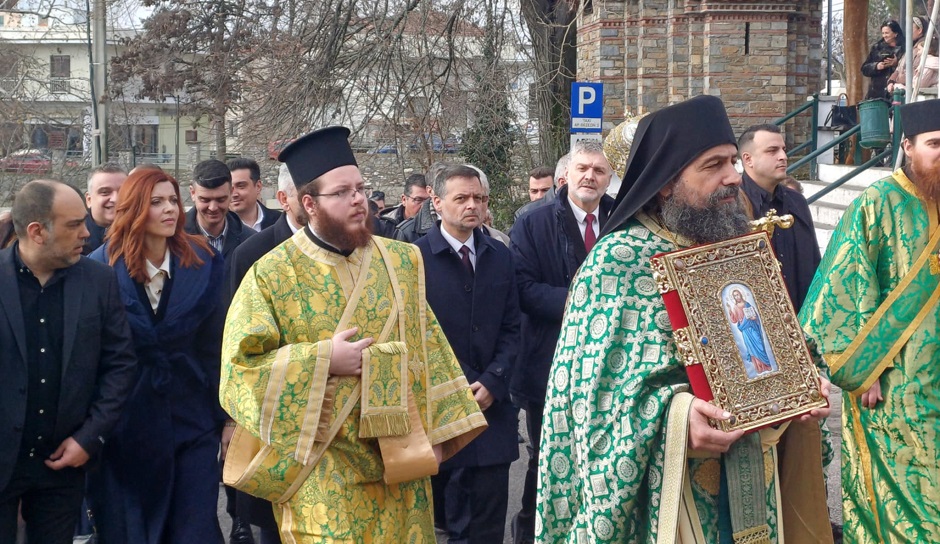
[900,99,940,138]
[601,95,737,236]
[277,126,359,189]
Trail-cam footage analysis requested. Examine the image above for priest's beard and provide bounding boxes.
[908,154,940,202]
[312,203,372,250]
[660,183,750,244]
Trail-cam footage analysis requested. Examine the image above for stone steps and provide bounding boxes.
[799,163,892,253]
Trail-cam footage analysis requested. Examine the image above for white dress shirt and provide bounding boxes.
[440,227,476,270]
[144,248,172,311]
[567,197,600,243]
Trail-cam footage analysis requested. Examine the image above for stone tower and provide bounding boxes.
[578,0,823,141]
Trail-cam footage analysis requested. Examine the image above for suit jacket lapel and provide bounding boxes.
[60,263,83,376]
[0,249,28,365]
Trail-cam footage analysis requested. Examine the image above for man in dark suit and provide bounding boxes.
[415,164,521,544]
[227,157,282,232]
[184,159,255,260]
[507,140,614,544]
[222,164,305,544]
[227,164,305,297]
[738,124,821,313]
[0,179,136,544]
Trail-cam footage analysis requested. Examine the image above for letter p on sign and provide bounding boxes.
[578,87,595,115]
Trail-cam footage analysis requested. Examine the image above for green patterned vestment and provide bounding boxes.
[536,214,819,543]
[221,231,486,543]
[800,171,940,543]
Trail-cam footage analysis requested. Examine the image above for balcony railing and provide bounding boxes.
[49,78,70,94]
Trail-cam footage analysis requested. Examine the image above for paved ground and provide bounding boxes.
[218,392,844,543]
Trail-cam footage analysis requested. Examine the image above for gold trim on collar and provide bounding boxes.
[636,210,695,248]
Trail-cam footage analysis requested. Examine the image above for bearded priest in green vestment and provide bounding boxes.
[800,99,940,543]
[220,127,487,543]
[536,96,835,544]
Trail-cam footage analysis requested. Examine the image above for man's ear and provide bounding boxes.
[26,221,45,244]
[902,138,914,160]
[740,151,752,168]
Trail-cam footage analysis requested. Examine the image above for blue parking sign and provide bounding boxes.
[571,82,603,133]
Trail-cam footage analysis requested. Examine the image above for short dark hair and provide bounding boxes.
[738,123,781,153]
[296,176,324,204]
[404,174,426,196]
[87,162,127,183]
[433,164,480,198]
[192,159,232,189]
[529,165,554,180]
[226,157,261,182]
[370,190,386,201]
[12,179,74,237]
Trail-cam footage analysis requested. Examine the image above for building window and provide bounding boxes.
[185,130,198,143]
[50,55,70,93]
[50,55,70,78]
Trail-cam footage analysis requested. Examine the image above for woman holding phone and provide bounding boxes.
[862,19,905,101]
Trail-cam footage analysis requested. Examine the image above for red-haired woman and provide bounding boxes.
[87,169,226,544]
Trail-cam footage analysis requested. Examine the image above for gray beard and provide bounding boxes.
[660,185,750,244]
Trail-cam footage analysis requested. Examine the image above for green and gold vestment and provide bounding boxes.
[537,213,833,544]
[800,171,940,543]
[221,231,486,543]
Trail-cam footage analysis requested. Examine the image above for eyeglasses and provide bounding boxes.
[310,187,367,200]
[404,194,429,204]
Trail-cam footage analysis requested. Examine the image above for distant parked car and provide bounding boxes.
[409,134,461,154]
[443,135,461,153]
[1,149,51,173]
[368,143,399,154]
[0,149,77,174]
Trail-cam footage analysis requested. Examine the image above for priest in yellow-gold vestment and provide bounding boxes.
[800,99,940,543]
[220,127,487,543]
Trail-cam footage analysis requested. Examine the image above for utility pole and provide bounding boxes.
[91,0,108,165]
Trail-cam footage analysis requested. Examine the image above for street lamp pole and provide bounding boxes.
[174,96,180,180]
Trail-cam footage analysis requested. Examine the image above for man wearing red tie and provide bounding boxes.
[506,140,613,544]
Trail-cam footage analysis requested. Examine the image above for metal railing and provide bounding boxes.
[776,89,907,206]
[788,124,860,179]
[806,148,891,204]
[774,94,819,178]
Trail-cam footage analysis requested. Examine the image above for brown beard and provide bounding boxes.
[909,155,940,202]
[313,204,372,250]
[660,183,750,244]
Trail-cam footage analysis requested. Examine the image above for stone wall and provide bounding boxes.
[578,0,822,147]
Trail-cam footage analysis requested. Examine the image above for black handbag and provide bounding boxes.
[826,95,858,129]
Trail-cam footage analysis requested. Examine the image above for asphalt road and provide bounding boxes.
[218,391,844,543]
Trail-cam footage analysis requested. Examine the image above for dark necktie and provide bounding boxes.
[459,245,474,277]
[584,213,597,252]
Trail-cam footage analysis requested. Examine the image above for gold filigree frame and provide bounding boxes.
[651,232,826,432]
